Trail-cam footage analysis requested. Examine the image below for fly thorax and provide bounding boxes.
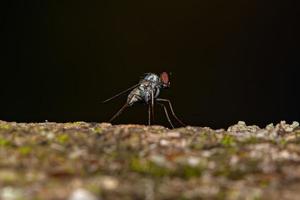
[139,81,152,103]
[143,73,160,84]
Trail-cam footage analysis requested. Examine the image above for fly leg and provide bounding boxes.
[148,103,151,125]
[151,90,155,123]
[147,91,155,126]
[156,98,185,126]
[109,102,129,123]
[109,94,139,123]
[158,102,174,128]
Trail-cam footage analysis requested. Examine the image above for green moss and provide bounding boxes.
[178,196,190,200]
[0,137,11,146]
[0,170,19,183]
[190,142,204,150]
[130,157,204,179]
[279,138,287,147]
[57,134,69,144]
[18,146,32,155]
[86,184,102,196]
[259,179,270,188]
[295,131,300,137]
[130,157,171,177]
[242,136,259,144]
[221,135,235,147]
[180,165,203,179]
[93,127,103,134]
[0,123,12,130]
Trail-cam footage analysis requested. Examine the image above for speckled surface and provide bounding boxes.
[0,120,300,200]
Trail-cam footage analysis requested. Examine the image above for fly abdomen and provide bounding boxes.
[127,87,143,105]
[127,80,157,105]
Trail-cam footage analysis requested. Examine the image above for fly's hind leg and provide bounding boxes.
[109,94,137,123]
[108,102,129,123]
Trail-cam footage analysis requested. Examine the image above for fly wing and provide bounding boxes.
[102,83,140,103]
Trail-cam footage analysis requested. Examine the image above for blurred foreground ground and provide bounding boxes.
[0,120,300,200]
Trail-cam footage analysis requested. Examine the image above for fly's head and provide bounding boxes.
[160,72,170,88]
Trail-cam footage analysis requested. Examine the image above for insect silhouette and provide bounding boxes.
[103,72,185,128]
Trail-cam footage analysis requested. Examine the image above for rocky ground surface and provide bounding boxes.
[0,120,300,200]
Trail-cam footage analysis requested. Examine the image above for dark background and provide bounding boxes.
[0,1,299,128]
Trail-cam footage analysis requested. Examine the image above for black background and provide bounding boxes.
[0,1,299,128]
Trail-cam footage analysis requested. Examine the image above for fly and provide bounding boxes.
[103,72,185,128]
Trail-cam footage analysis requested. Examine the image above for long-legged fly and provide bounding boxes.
[103,72,185,128]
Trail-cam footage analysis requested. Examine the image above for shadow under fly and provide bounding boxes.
[103,72,185,128]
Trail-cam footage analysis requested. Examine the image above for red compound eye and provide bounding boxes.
[160,72,170,86]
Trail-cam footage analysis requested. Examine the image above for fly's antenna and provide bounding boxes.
[102,83,140,103]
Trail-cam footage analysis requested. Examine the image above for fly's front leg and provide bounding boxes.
[158,103,174,128]
[156,98,185,126]
[148,103,151,125]
[151,90,155,123]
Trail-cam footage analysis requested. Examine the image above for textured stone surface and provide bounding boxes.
[0,120,300,200]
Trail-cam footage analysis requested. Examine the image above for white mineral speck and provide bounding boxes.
[187,156,200,167]
[160,139,170,146]
[99,176,119,190]
[0,187,23,200]
[68,188,98,200]
[167,131,180,138]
